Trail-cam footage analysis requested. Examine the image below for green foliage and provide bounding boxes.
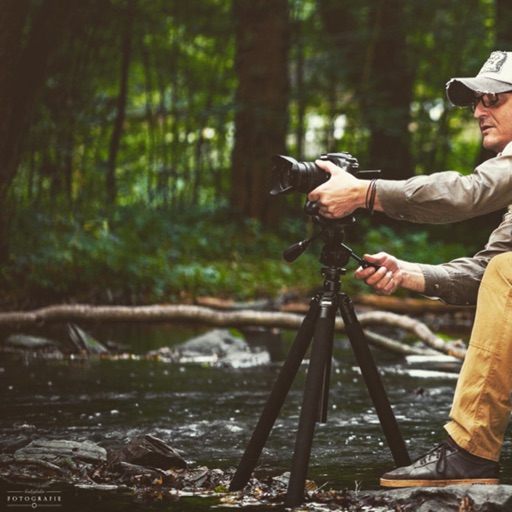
[1,0,504,305]
[2,203,484,307]
[3,205,322,305]
[360,225,470,264]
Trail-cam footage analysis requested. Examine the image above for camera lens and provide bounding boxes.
[270,156,329,195]
[293,161,329,193]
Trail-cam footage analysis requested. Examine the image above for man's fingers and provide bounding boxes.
[355,265,376,280]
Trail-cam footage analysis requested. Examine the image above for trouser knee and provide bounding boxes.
[482,252,512,285]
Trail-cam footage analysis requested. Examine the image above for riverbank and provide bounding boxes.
[1,436,511,511]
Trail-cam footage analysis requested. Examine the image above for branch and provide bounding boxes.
[364,329,435,356]
[0,303,465,359]
[356,311,466,359]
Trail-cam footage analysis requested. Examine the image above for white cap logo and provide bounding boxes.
[480,51,507,75]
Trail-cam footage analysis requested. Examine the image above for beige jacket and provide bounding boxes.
[376,142,512,305]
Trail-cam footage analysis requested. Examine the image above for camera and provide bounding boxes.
[270,152,360,196]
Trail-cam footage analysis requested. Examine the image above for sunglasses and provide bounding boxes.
[469,91,512,112]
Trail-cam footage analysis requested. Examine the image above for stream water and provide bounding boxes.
[1,322,511,511]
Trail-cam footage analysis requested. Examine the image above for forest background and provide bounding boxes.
[1,0,510,311]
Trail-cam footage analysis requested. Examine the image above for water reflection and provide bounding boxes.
[1,324,511,498]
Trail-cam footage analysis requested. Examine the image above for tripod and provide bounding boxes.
[229,218,411,507]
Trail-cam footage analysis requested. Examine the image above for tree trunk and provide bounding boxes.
[107,4,133,207]
[0,0,29,204]
[496,0,512,49]
[0,0,76,263]
[230,0,290,226]
[360,0,413,179]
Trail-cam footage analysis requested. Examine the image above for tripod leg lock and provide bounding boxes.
[338,294,357,325]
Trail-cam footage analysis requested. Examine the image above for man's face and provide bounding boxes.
[473,92,512,153]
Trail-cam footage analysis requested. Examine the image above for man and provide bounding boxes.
[308,50,512,488]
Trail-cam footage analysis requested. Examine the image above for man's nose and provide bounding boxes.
[473,102,486,119]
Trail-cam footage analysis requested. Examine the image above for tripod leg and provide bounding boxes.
[285,304,336,507]
[339,294,411,467]
[228,297,321,492]
[319,329,333,423]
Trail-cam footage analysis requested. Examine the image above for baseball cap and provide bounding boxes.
[446,51,512,106]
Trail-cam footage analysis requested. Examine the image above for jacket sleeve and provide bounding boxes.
[418,209,512,305]
[376,153,512,223]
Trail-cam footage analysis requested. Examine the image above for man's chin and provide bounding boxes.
[482,136,503,154]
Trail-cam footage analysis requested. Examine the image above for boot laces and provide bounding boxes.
[418,440,455,474]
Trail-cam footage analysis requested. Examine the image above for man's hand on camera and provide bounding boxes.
[354,252,403,296]
[307,160,371,219]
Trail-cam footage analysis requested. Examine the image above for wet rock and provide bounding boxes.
[1,334,64,360]
[177,328,270,367]
[360,485,512,511]
[14,439,107,465]
[4,334,57,350]
[145,345,180,362]
[75,483,121,492]
[178,329,248,357]
[113,460,165,478]
[108,434,187,470]
[0,434,32,453]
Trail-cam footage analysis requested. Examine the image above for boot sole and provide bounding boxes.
[380,477,499,488]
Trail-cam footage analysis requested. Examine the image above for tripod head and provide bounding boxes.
[283,201,378,271]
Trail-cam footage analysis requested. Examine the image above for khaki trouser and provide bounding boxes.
[445,252,512,461]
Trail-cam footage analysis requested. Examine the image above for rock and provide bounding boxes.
[75,483,121,492]
[0,435,32,453]
[2,334,64,361]
[108,434,187,470]
[219,348,270,368]
[176,329,270,367]
[14,439,107,465]
[1,326,109,360]
[177,329,248,357]
[360,485,512,512]
[4,334,57,350]
[145,346,180,362]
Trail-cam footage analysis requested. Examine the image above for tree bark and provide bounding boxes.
[360,0,413,178]
[230,0,290,225]
[0,0,76,262]
[107,3,133,206]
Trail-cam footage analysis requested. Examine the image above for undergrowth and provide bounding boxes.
[1,204,484,309]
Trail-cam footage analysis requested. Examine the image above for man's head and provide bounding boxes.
[447,51,512,153]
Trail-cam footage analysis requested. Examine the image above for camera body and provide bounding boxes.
[270,152,359,196]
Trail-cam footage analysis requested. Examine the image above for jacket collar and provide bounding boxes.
[500,141,512,156]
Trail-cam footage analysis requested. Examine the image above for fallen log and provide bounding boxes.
[353,294,474,314]
[358,311,466,359]
[0,304,466,359]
